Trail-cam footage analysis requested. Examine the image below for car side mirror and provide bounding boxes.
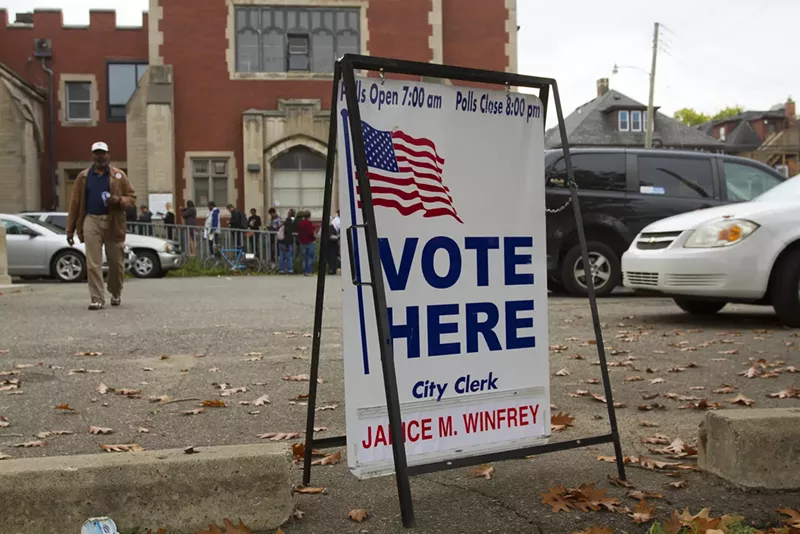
[21,228,38,238]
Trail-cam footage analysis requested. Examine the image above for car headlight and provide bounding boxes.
[684,219,759,248]
[164,243,176,253]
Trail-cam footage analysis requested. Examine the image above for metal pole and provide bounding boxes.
[41,58,57,210]
[552,80,626,481]
[645,22,659,149]
[302,61,342,486]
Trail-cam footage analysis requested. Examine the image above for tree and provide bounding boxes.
[673,108,710,126]
[711,106,744,120]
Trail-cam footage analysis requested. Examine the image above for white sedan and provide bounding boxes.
[622,175,800,327]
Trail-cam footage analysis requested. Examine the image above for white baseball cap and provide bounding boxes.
[91,141,109,152]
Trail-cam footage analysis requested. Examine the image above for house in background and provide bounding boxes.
[545,78,723,151]
[697,98,799,176]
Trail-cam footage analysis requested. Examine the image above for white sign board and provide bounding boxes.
[337,76,550,479]
[148,193,173,220]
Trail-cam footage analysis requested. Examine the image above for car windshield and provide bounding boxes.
[22,215,64,234]
[752,175,800,202]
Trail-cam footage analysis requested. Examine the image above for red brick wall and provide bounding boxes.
[442,0,507,71]
[0,9,148,207]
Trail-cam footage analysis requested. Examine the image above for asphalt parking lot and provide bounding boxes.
[1,276,798,533]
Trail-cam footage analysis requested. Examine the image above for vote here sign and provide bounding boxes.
[337,76,550,479]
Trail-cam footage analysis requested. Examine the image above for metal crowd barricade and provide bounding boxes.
[124,221,280,267]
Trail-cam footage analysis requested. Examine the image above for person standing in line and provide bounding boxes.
[125,203,137,233]
[204,201,221,256]
[247,208,262,257]
[267,207,281,266]
[227,203,247,250]
[182,200,197,256]
[326,211,340,275]
[137,205,153,236]
[298,210,317,276]
[277,208,296,274]
[66,141,136,310]
[162,202,176,241]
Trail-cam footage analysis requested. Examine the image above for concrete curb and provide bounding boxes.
[0,284,33,296]
[0,443,294,533]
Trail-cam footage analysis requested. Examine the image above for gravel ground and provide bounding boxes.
[1,277,798,533]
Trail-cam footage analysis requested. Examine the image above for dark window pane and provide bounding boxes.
[263,30,285,72]
[66,82,90,102]
[108,64,137,106]
[273,146,326,170]
[638,156,713,198]
[195,179,209,206]
[547,153,626,192]
[288,34,310,71]
[47,215,67,228]
[109,105,127,119]
[311,31,334,72]
[1,220,23,235]
[237,29,260,71]
[723,161,783,201]
[212,177,228,205]
[68,102,91,121]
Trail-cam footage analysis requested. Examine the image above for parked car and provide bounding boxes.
[621,175,800,327]
[23,212,187,278]
[544,148,786,297]
[1,214,134,282]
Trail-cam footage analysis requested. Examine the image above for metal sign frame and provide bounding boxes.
[301,54,626,529]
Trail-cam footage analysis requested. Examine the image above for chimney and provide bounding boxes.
[15,12,33,24]
[786,97,797,129]
[597,78,609,97]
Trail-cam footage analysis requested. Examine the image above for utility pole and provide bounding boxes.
[645,22,659,149]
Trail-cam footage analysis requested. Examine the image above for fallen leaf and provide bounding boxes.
[541,485,573,513]
[641,393,660,400]
[149,395,170,403]
[784,366,798,373]
[142,367,154,372]
[76,351,102,356]
[591,393,607,403]
[97,382,109,394]
[689,386,706,391]
[761,371,781,379]
[551,412,575,432]
[471,464,495,479]
[88,426,114,435]
[638,403,666,411]
[740,366,761,378]
[630,498,656,524]
[639,420,659,428]
[55,403,76,412]
[316,404,339,412]
[584,378,600,384]
[115,388,141,397]
[348,509,369,523]
[569,390,590,398]
[650,378,665,385]
[679,399,722,410]
[667,480,688,489]
[294,486,327,494]
[0,453,11,460]
[625,376,643,382]
[637,456,683,470]
[312,451,343,466]
[607,475,634,488]
[778,508,800,529]
[292,509,305,520]
[99,443,144,452]
[258,432,302,440]
[14,440,47,447]
[640,434,670,445]
[728,394,755,406]
[0,416,8,428]
[200,400,226,408]
[314,426,327,432]
[182,408,205,416]
[253,394,271,406]
[137,427,150,433]
[713,384,737,394]
[769,385,800,399]
[719,349,739,355]
[184,446,199,454]
[554,368,571,377]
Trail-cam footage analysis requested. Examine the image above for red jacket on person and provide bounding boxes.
[298,219,316,245]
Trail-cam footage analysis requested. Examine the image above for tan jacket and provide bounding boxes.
[66,166,137,243]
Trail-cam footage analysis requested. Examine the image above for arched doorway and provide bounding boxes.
[270,146,326,219]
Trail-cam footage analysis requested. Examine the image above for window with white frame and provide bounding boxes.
[618,110,629,131]
[193,159,229,207]
[235,6,360,73]
[272,146,326,219]
[631,110,642,131]
[65,82,92,121]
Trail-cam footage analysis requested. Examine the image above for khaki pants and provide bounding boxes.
[83,215,125,303]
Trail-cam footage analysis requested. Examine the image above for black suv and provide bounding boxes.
[545,148,786,297]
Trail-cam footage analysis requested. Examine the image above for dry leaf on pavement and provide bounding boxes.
[294,486,327,495]
[312,451,343,466]
[200,400,226,407]
[137,427,150,433]
[640,434,670,445]
[0,452,11,460]
[637,456,683,470]
[258,432,302,440]
[679,399,722,410]
[315,404,339,411]
[35,430,72,439]
[554,368,570,376]
[196,518,253,534]
[625,376,643,382]
[551,412,575,432]
[149,395,170,403]
[253,394,271,406]
[348,509,369,523]
[607,475,634,488]
[713,384,737,394]
[76,351,103,356]
[14,440,47,448]
[778,508,800,529]
[541,485,573,513]
[740,365,761,378]
[292,509,305,520]
[650,378,665,385]
[99,443,144,452]
[769,385,800,399]
[667,480,688,489]
[0,416,8,428]
[88,426,114,435]
[627,490,663,500]
[638,403,667,411]
[183,408,205,416]
[728,394,755,406]
[115,389,141,397]
[630,499,656,524]
[97,382,109,394]
[471,464,495,479]
[55,403,76,411]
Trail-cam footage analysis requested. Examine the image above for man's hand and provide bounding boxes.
[108,195,122,206]
[67,236,74,247]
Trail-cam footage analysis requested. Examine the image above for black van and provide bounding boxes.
[545,148,786,297]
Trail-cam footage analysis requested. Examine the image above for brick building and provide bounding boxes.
[0,0,517,222]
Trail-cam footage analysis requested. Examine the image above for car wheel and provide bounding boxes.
[52,250,86,283]
[673,298,727,315]
[770,249,800,328]
[561,241,620,297]
[132,251,161,279]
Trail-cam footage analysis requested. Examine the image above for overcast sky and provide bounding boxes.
[4,0,798,127]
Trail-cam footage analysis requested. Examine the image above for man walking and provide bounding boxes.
[66,142,136,310]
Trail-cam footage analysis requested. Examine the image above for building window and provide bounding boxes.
[193,159,229,207]
[65,82,92,122]
[618,110,629,131]
[235,7,360,73]
[107,62,148,121]
[272,146,326,219]
[631,110,642,132]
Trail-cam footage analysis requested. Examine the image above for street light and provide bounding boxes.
[611,60,657,149]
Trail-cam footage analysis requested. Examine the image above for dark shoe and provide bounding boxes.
[111,295,121,306]
[88,300,105,311]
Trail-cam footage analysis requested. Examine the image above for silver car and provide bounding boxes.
[1,214,134,282]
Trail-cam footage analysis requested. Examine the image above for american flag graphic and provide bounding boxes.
[358,121,463,223]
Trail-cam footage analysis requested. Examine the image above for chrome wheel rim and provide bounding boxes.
[573,252,611,290]
[134,256,153,276]
[57,255,82,281]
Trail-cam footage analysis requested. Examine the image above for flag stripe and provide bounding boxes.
[357,185,454,207]
[390,131,444,163]
[358,198,462,222]
[395,156,442,175]
[365,174,451,195]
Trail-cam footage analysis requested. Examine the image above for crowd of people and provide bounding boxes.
[125,200,341,276]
